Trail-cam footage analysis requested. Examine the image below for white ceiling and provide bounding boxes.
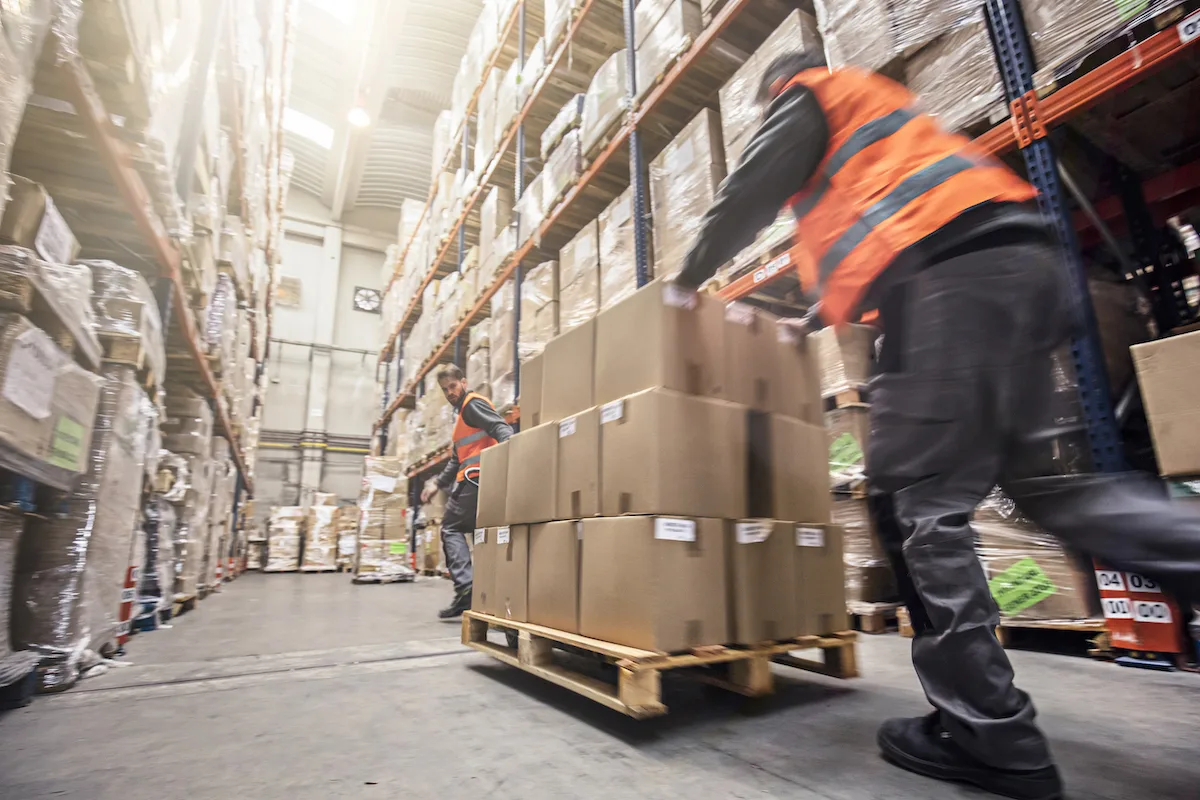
[285,0,477,221]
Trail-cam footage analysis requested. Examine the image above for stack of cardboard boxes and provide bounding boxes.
[472,281,846,652]
[301,495,340,572]
[264,507,304,572]
[355,457,411,576]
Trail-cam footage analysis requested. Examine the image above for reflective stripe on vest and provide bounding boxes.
[454,429,489,449]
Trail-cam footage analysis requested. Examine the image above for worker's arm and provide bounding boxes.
[461,398,514,443]
[433,449,458,493]
[674,86,830,289]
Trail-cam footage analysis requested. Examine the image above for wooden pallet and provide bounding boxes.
[897,606,914,638]
[997,618,1112,659]
[823,385,870,410]
[463,612,858,719]
[299,566,337,573]
[171,595,197,617]
[99,332,158,389]
[848,601,903,635]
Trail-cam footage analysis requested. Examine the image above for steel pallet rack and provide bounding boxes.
[376,0,801,465]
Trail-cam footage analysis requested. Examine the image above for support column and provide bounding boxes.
[298,224,343,504]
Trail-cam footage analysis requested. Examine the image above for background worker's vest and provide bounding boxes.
[783,68,1038,326]
[452,391,498,483]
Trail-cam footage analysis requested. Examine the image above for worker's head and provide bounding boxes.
[757,51,828,111]
[436,364,467,408]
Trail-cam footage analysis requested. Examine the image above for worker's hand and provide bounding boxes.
[420,485,439,504]
[662,280,698,310]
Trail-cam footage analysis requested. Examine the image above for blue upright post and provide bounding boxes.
[623,0,651,288]
[983,0,1124,473]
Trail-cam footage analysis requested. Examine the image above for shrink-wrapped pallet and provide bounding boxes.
[489,280,517,408]
[0,246,100,366]
[0,510,38,688]
[649,110,726,280]
[543,129,582,213]
[519,261,559,361]
[598,189,641,312]
[302,505,339,571]
[264,506,304,573]
[580,51,628,156]
[85,260,166,387]
[559,222,600,332]
[541,95,584,161]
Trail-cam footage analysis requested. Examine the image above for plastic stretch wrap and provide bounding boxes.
[974,488,1101,623]
[162,390,214,457]
[519,261,559,360]
[336,511,359,568]
[496,61,521,146]
[302,505,339,571]
[634,0,701,101]
[544,0,580,49]
[84,260,166,386]
[906,11,1003,132]
[136,499,177,617]
[469,321,491,353]
[541,95,584,161]
[1024,0,1183,86]
[489,280,517,409]
[264,506,304,572]
[430,111,453,180]
[155,450,191,503]
[0,509,38,686]
[515,172,545,246]
[0,246,100,365]
[834,495,899,605]
[581,52,628,156]
[357,458,411,576]
[467,346,492,398]
[813,0,899,72]
[479,187,514,285]
[598,189,640,311]
[649,109,726,280]
[0,1,53,223]
[474,70,500,175]
[719,11,822,169]
[205,274,238,373]
[0,312,103,486]
[543,129,582,212]
[810,324,877,395]
[13,365,151,692]
[140,394,161,481]
[559,222,600,332]
[519,38,546,109]
[173,454,213,597]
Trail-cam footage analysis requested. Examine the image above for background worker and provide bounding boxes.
[671,51,1200,800]
[420,364,513,619]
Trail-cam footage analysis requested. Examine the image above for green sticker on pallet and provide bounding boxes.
[829,432,864,471]
[48,416,86,471]
[988,558,1057,616]
[389,542,406,555]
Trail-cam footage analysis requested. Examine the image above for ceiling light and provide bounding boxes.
[348,106,372,128]
[283,107,334,149]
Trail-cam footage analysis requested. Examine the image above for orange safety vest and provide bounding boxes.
[452,391,499,483]
[782,68,1038,326]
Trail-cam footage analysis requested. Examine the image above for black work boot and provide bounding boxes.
[878,713,1063,800]
[437,586,472,619]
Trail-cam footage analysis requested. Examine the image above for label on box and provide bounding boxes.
[654,517,696,542]
[474,528,486,544]
[34,197,75,265]
[576,522,583,540]
[661,283,697,310]
[367,475,397,493]
[48,416,86,471]
[795,527,825,548]
[987,557,1057,616]
[558,417,577,437]
[3,327,61,419]
[1095,570,1125,592]
[735,522,770,544]
[600,400,624,424]
[1134,601,1173,624]
[1126,573,1162,595]
[497,526,511,544]
[1101,597,1133,619]
[725,303,755,326]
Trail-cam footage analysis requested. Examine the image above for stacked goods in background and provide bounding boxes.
[302,495,340,572]
[265,507,304,573]
[336,509,359,571]
[162,392,215,597]
[201,437,237,594]
[86,260,165,389]
[355,457,411,578]
[136,497,178,628]
[12,363,158,692]
[1132,329,1200,481]
[472,280,847,652]
[0,510,38,691]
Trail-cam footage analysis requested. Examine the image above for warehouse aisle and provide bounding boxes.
[2,575,1199,800]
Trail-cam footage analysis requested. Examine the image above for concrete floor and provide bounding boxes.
[2,575,1199,799]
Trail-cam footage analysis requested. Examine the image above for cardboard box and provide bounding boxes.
[1131,330,1200,476]
[724,303,777,412]
[556,407,600,519]
[794,523,849,635]
[471,528,497,615]
[649,109,726,278]
[0,177,81,266]
[635,0,702,101]
[594,280,727,405]
[579,516,729,651]
[600,388,746,519]
[505,423,559,524]
[541,317,595,420]
[519,353,544,427]
[810,324,876,395]
[768,414,831,524]
[476,440,510,528]
[494,524,529,621]
[975,519,1100,622]
[559,221,600,332]
[528,520,581,632]
[775,322,825,425]
[728,520,800,643]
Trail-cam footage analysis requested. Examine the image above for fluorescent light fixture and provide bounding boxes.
[283,107,335,149]
[303,0,356,24]
[348,106,371,128]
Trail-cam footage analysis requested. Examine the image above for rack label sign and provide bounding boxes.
[1134,601,1173,624]
[1180,9,1200,44]
[1102,597,1133,619]
[1095,570,1125,592]
[1126,573,1162,594]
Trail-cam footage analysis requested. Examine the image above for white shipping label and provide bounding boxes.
[497,526,511,545]
[559,417,577,437]
[1101,597,1133,619]
[600,399,624,424]
[661,283,697,310]
[474,529,486,545]
[1095,570,1125,592]
[796,527,825,548]
[34,197,75,265]
[725,303,755,326]
[654,518,696,542]
[1125,573,1162,594]
[368,475,397,493]
[735,522,770,544]
[2,327,61,419]
[1133,601,1173,624]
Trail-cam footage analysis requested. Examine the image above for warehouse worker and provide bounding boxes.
[420,364,513,619]
[672,52,1200,800]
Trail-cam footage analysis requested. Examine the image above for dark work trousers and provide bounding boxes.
[866,239,1200,771]
[440,481,478,594]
